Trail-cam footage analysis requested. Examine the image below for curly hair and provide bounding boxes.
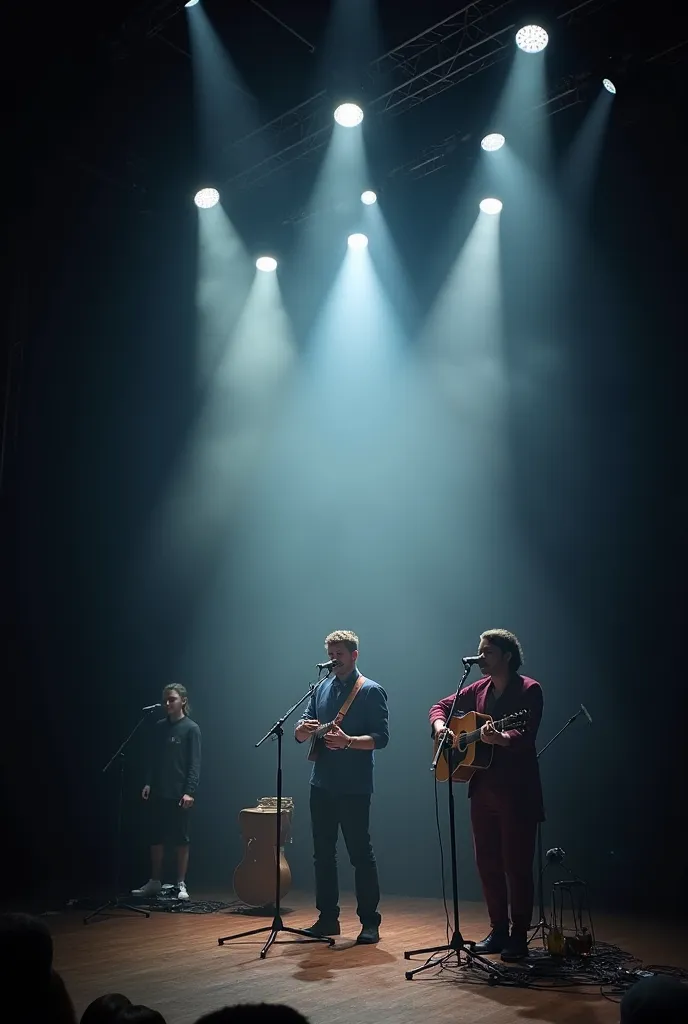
[324,630,359,653]
[162,684,191,716]
[480,629,524,672]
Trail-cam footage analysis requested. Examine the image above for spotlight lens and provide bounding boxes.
[603,78,616,94]
[481,133,505,152]
[184,0,199,6]
[479,198,503,215]
[347,233,369,250]
[515,25,549,53]
[361,190,377,205]
[256,256,278,273]
[194,187,220,209]
[334,103,364,128]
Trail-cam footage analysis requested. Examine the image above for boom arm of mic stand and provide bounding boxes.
[255,674,328,748]
[101,706,159,774]
[431,662,473,772]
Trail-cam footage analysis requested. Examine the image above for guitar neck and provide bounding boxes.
[462,714,518,747]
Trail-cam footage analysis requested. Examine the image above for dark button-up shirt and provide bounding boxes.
[297,670,389,795]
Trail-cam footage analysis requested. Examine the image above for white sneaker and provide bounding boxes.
[131,879,162,897]
[177,882,189,901]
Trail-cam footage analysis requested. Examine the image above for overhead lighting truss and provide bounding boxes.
[223,0,628,193]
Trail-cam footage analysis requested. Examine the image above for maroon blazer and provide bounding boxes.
[429,675,545,821]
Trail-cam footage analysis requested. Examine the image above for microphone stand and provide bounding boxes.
[404,663,507,983]
[218,673,336,959]
[84,708,159,924]
[530,705,590,949]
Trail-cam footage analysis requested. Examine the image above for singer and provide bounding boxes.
[131,685,201,902]
[295,630,389,944]
[429,629,543,961]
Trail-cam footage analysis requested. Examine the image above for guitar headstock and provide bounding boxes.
[502,709,530,731]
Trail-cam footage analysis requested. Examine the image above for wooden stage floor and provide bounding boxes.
[49,890,687,1024]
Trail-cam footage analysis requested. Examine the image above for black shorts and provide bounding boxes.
[149,798,191,846]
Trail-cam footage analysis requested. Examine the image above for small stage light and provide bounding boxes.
[603,78,616,95]
[347,233,369,250]
[361,190,377,205]
[185,0,199,7]
[334,103,364,128]
[479,198,503,215]
[481,133,505,152]
[256,256,278,273]
[194,188,220,209]
[515,25,549,53]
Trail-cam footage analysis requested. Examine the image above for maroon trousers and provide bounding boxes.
[470,784,537,933]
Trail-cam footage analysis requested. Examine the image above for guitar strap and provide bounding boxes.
[333,674,366,725]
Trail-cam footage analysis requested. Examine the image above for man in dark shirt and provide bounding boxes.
[295,630,389,944]
[429,629,544,962]
[132,684,201,901]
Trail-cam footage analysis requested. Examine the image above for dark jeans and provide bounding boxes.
[470,785,537,933]
[309,785,381,926]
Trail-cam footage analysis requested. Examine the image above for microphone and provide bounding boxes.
[462,655,484,665]
[316,659,340,671]
[142,703,162,712]
[580,703,593,725]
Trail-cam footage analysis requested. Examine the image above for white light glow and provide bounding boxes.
[185,0,199,7]
[256,256,278,273]
[194,188,220,209]
[334,103,364,128]
[481,133,505,152]
[603,78,616,95]
[515,25,549,53]
[347,233,369,250]
[479,198,503,215]
[361,190,377,205]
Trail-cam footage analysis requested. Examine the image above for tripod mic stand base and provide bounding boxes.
[404,932,511,984]
[218,914,335,960]
[83,898,151,925]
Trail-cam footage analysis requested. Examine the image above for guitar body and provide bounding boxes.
[233,804,292,908]
[308,721,333,762]
[434,711,494,783]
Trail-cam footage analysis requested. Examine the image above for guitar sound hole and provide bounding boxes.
[443,742,467,769]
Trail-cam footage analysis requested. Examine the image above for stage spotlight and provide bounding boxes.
[515,25,549,53]
[481,133,505,152]
[361,190,377,205]
[256,256,278,273]
[194,188,220,209]
[603,78,616,94]
[347,232,369,250]
[185,0,199,7]
[334,103,364,128]
[479,198,503,215]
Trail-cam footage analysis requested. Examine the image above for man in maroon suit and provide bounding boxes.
[429,628,544,961]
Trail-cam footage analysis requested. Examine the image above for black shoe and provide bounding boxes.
[471,927,509,954]
[501,930,529,961]
[356,924,380,944]
[302,918,340,937]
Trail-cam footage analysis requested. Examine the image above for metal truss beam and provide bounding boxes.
[110,1,188,59]
[224,0,624,193]
[367,0,516,117]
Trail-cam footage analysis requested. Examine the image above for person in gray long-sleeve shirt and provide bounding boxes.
[131,684,201,902]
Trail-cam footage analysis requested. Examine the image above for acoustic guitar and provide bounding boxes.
[307,674,366,761]
[233,797,293,908]
[433,709,529,783]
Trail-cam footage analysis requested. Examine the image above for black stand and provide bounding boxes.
[530,704,591,948]
[404,663,507,983]
[84,709,158,923]
[218,675,335,959]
